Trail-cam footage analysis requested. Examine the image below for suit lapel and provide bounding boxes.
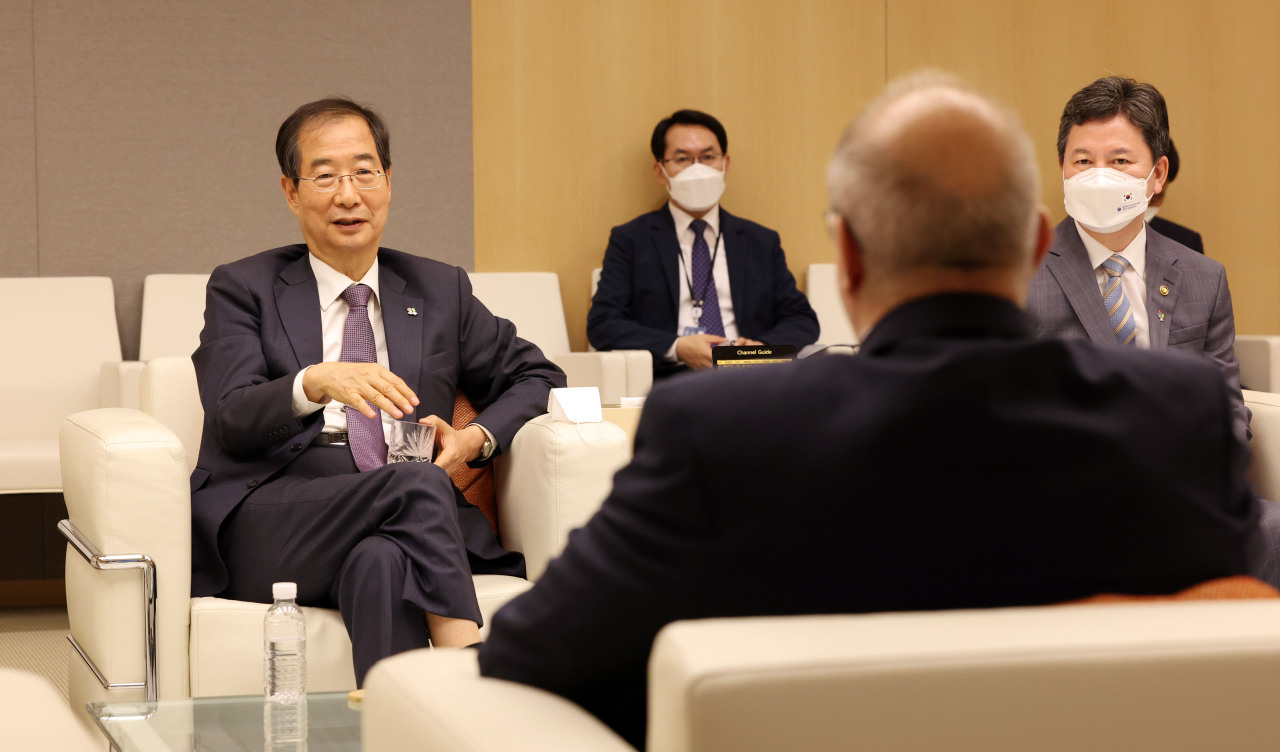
[275,253,323,369]
[649,208,682,316]
[721,209,747,322]
[1144,233,1182,350]
[1045,221,1115,345]
[380,260,425,393]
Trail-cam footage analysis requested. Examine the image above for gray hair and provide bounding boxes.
[826,71,1040,274]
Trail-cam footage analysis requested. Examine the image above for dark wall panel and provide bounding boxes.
[30,0,473,359]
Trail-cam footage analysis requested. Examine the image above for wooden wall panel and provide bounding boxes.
[473,0,887,350]
[887,0,1280,334]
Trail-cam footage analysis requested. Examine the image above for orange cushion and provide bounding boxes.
[450,392,498,536]
[1069,575,1280,604]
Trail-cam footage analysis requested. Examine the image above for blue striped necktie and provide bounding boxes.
[1100,254,1137,346]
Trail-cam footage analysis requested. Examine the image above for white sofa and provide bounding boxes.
[100,273,210,410]
[364,600,1280,752]
[0,668,103,750]
[59,356,632,737]
[1236,335,1280,393]
[471,271,651,405]
[0,277,121,496]
[805,263,857,347]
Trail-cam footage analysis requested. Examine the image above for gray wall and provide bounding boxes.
[0,0,474,359]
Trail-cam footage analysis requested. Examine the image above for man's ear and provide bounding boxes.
[1031,207,1052,270]
[835,214,865,299]
[1150,154,1170,197]
[282,175,301,217]
[721,153,730,177]
[653,161,670,189]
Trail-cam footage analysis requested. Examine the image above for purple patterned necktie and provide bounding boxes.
[689,219,725,336]
[340,284,387,471]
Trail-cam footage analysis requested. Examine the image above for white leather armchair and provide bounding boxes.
[364,600,1280,752]
[0,276,122,496]
[59,356,632,730]
[1235,335,1280,393]
[0,668,103,750]
[805,263,857,348]
[471,271,651,406]
[100,273,211,410]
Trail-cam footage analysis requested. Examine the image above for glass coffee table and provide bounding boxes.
[89,692,361,751]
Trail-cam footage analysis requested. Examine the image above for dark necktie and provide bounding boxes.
[689,218,725,336]
[1101,254,1138,346]
[340,284,387,471]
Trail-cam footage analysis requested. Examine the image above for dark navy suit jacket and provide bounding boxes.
[481,294,1262,749]
[587,206,819,375]
[189,245,564,597]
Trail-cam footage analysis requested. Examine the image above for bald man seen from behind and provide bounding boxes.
[476,73,1264,750]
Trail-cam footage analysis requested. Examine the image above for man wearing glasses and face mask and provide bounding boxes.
[1027,76,1280,586]
[587,110,819,376]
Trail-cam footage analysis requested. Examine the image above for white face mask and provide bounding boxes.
[662,162,726,213]
[1144,206,1160,222]
[1062,166,1155,233]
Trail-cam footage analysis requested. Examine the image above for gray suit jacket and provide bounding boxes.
[1028,218,1249,441]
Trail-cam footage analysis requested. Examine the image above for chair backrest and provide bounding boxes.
[139,273,211,360]
[805,264,857,347]
[1244,389,1280,500]
[468,272,571,355]
[0,277,121,439]
[141,356,204,460]
[648,603,1280,752]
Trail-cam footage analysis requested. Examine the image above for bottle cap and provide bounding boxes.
[272,582,297,600]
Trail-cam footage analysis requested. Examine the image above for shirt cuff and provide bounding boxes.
[664,339,680,363]
[468,422,498,461]
[292,366,329,418]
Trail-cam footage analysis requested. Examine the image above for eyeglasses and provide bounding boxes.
[661,153,724,170]
[296,169,386,192]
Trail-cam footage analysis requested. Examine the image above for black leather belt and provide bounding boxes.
[312,432,350,447]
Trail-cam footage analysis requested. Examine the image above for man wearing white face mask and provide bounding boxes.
[1027,76,1249,443]
[587,109,819,376]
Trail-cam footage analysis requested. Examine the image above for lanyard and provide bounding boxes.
[677,224,724,311]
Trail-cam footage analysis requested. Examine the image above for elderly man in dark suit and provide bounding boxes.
[191,97,564,686]
[587,109,819,376]
[479,74,1263,749]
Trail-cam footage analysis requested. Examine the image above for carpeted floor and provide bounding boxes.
[0,606,70,701]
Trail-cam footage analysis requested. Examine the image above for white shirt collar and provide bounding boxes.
[308,253,381,312]
[668,201,721,240]
[1075,220,1147,280]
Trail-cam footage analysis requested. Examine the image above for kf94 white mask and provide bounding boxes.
[1063,166,1155,233]
[663,162,726,213]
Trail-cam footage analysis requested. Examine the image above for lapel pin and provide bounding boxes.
[1157,310,1165,322]
[406,307,418,316]
[1158,285,1169,296]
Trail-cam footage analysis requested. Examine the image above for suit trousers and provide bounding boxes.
[219,444,523,685]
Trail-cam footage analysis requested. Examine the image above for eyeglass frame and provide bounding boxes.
[294,168,387,192]
[659,152,726,171]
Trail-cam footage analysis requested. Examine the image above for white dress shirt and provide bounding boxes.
[664,202,739,362]
[289,253,494,454]
[1076,221,1151,349]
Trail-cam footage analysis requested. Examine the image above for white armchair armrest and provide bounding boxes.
[494,414,631,580]
[549,351,628,406]
[363,649,632,752]
[60,407,193,705]
[1236,335,1280,393]
[100,360,146,409]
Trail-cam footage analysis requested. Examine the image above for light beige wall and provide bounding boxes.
[474,0,1280,347]
[473,0,887,351]
[1,0,474,360]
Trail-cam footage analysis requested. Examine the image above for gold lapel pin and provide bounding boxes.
[406,307,418,316]
[1158,285,1169,296]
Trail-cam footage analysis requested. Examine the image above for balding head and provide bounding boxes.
[826,73,1049,337]
[829,72,1042,275]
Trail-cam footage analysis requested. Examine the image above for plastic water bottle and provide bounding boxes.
[264,582,307,699]
[264,582,307,748]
